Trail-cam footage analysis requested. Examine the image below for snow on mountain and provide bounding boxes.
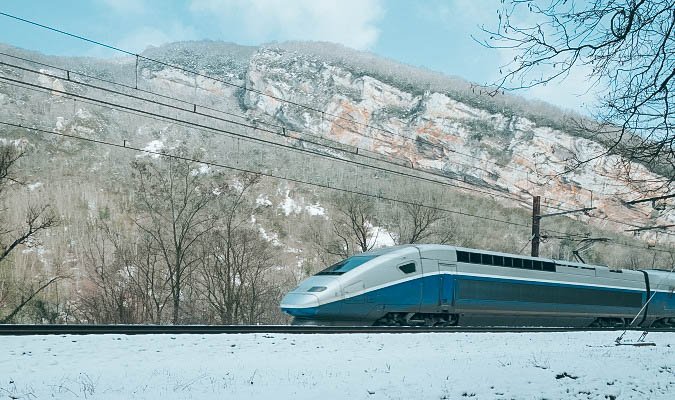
[0,40,671,249]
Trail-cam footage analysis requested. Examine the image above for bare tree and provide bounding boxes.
[132,151,219,324]
[335,194,380,253]
[125,233,173,324]
[77,221,140,324]
[0,144,61,323]
[388,202,454,245]
[481,0,674,193]
[77,220,174,324]
[197,174,280,324]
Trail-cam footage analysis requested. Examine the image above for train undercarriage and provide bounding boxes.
[294,314,675,328]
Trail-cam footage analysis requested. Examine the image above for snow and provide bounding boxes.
[1,331,673,399]
[304,203,325,217]
[55,117,65,130]
[27,182,42,191]
[138,140,164,158]
[256,194,273,207]
[258,225,281,246]
[191,163,211,176]
[279,193,302,216]
[366,223,396,249]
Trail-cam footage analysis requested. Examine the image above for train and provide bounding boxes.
[280,244,675,327]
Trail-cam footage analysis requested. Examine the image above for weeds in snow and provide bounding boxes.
[529,353,551,370]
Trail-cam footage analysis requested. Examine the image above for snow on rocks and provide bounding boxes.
[138,140,164,158]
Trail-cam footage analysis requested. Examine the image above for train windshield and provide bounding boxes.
[316,255,378,275]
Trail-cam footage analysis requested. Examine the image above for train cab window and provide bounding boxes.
[398,263,416,274]
[532,260,543,270]
[481,254,493,265]
[512,258,523,268]
[503,257,513,268]
[457,251,470,263]
[470,252,482,264]
[523,259,533,269]
[316,255,379,275]
[493,255,504,267]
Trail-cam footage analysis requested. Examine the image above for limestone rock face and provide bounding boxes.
[0,40,671,247]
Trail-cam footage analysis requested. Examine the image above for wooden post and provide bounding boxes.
[531,196,541,257]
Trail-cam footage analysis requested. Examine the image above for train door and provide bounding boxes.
[438,263,457,311]
[419,259,439,313]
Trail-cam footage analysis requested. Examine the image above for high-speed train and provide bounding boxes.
[280,245,675,327]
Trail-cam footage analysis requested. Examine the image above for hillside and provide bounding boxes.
[0,40,672,323]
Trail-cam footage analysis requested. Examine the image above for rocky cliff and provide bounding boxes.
[0,40,672,255]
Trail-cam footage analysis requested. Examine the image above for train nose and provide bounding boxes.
[280,293,319,308]
[280,293,320,317]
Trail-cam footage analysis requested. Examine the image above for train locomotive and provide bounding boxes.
[280,245,675,327]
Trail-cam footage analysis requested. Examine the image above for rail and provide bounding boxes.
[1,324,674,335]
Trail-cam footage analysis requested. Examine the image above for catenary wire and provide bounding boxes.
[0,12,523,173]
[2,66,672,239]
[0,64,529,205]
[4,13,669,228]
[5,119,672,257]
[0,52,522,201]
[3,11,671,221]
[0,13,672,243]
[0,120,533,229]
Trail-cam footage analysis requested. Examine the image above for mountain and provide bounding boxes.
[0,40,673,322]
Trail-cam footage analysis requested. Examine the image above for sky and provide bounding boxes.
[0,0,595,112]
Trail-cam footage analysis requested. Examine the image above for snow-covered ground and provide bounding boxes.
[1,331,673,399]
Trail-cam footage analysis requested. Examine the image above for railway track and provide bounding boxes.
[1,324,674,335]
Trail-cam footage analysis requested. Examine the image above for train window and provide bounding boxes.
[523,259,533,269]
[398,263,416,274]
[457,280,643,307]
[481,254,493,265]
[543,262,556,272]
[503,257,513,268]
[512,258,523,268]
[532,260,543,270]
[493,255,504,267]
[470,252,482,264]
[457,251,470,263]
[316,255,379,275]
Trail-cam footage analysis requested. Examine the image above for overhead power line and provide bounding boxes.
[0,11,523,174]
[4,118,674,256]
[0,120,531,229]
[624,193,675,205]
[2,60,672,241]
[0,60,529,205]
[0,12,672,252]
[2,54,667,236]
[0,49,520,196]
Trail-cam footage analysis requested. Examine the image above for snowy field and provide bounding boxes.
[1,331,674,399]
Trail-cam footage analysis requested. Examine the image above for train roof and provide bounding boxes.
[358,244,662,274]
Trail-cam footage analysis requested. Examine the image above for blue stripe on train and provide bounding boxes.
[283,273,673,320]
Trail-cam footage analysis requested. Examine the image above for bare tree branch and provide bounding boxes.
[480,0,675,194]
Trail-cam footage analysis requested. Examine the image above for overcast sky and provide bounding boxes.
[0,0,595,112]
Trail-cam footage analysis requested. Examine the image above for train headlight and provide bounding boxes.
[307,286,327,292]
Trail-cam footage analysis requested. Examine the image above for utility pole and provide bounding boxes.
[531,196,541,257]
[531,196,597,258]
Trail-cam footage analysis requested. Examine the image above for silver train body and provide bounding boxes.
[280,245,675,327]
